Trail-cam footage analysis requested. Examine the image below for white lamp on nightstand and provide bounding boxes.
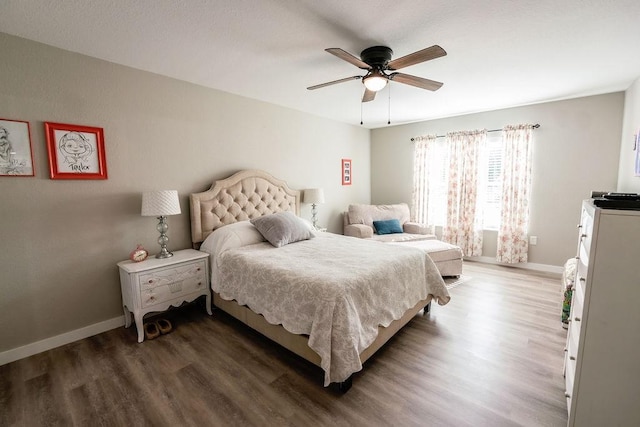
[141,190,181,259]
[303,188,325,229]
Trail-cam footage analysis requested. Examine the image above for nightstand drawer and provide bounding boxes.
[140,278,207,308]
[139,260,206,290]
[139,260,207,308]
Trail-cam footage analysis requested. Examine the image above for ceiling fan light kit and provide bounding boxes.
[363,70,388,91]
[307,44,447,104]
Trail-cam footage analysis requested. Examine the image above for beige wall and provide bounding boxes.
[617,76,640,192]
[0,33,370,354]
[371,93,625,267]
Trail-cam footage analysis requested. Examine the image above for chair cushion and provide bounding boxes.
[348,203,411,229]
[370,233,436,243]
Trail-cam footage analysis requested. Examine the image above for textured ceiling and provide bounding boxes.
[1,0,640,129]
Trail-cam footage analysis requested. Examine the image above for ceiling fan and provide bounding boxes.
[307,45,447,102]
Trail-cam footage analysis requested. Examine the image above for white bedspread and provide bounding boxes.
[203,224,450,385]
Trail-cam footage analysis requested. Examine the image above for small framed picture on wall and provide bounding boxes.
[45,122,108,180]
[342,158,352,185]
[0,118,34,177]
[635,130,640,177]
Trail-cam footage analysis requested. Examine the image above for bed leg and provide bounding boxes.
[337,376,353,393]
[424,301,432,313]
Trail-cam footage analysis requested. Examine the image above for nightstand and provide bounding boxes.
[117,249,212,342]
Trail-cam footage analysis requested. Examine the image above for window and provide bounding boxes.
[425,138,448,226]
[481,135,503,230]
[424,134,503,230]
[413,125,534,262]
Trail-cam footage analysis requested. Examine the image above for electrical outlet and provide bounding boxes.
[530,236,538,245]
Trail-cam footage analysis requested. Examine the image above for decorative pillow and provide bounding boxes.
[250,211,314,247]
[373,219,403,235]
[200,220,266,257]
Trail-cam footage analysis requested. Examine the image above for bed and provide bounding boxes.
[190,169,450,389]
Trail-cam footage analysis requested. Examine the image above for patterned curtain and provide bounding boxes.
[442,130,486,256]
[411,134,438,233]
[496,124,533,263]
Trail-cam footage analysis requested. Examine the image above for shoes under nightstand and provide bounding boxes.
[117,249,212,342]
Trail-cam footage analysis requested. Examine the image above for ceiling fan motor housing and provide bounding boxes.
[360,46,393,68]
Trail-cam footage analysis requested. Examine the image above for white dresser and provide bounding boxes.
[564,200,640,426]
[118,249,212,342]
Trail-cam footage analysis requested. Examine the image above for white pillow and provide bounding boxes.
[298,217,316,232]
[200,220,266,257]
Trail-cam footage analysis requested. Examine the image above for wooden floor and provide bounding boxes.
[0,262,569,426]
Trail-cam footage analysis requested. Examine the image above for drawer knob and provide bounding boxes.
[576,224,582,228]
[579,278,586,282]
[574,317,581,322]
[569,356,576,361]
[148,279,154,284]
[581,233,587,238]
[563,348,568,352]
[197,267,201,272]
[565,392,571,398]
[149,296,155,301]
[197,282,202,287]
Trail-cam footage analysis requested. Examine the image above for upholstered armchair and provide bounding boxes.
[343,203,436,242]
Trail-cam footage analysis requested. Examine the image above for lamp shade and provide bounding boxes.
[141,190,181,216]
[303,188,325,204]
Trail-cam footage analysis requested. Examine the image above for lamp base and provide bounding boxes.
[155,249,174,259]
[155,216,173,259]
[311,203,318,229]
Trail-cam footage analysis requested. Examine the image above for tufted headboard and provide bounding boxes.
[190,169,301,247]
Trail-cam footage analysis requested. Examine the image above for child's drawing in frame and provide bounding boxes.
[45,122,108,180]
[0,118,34,177]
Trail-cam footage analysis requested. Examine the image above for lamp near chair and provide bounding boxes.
[141,190,181,258]
[303,188,325,230]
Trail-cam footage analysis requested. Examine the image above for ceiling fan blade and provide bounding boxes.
[387,45,447,70]
[389,73,443,91]
[362,89,376,103]
[307,75,361,90]
[326,48,370,69]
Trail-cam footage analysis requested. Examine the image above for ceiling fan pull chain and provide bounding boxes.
[360,94,364,125]
[388,82,391,125]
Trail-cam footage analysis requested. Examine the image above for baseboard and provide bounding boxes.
[466,256,564,275]
[0,316,125,366]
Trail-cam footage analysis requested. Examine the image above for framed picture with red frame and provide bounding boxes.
[45,122,108,180]
[342,158,352,185]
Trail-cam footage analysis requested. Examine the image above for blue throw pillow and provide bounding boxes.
[373,219,403,235]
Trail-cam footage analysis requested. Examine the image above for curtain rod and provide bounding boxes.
[410,123,540,141]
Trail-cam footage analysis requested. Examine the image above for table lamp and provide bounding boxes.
[303,188,325,229]
[141,190,181,258]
